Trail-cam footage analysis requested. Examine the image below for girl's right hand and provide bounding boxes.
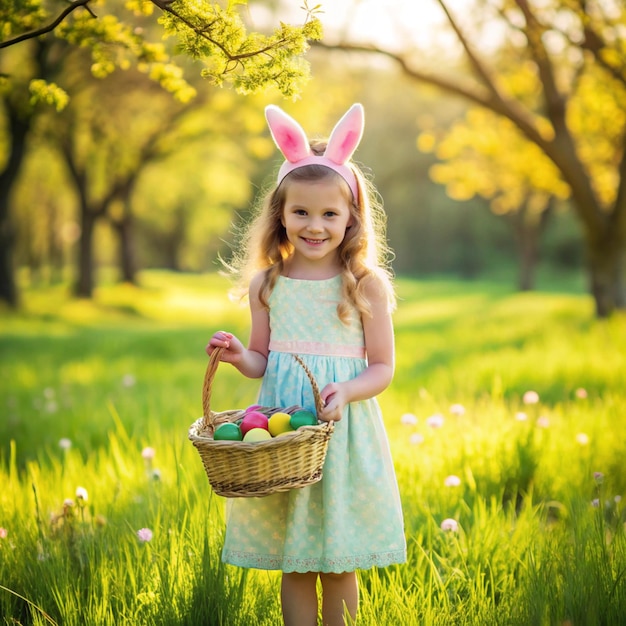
[206,331,245,364]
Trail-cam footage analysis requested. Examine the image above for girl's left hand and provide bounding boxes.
[318,383,347,422]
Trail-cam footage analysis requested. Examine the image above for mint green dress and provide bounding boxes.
[221,276,406,573]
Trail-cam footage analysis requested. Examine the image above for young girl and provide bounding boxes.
[207,103,406,626]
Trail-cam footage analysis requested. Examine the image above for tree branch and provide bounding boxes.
[435,0,501,98]
[581,25,626,88]
[513,0,566,122]
[149,0,295,68]
[0,0,96,49]
[313,40,549,151]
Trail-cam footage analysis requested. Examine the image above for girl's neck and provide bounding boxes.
[283,256,342,281]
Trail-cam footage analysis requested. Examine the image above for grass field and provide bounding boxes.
[1,271,625,625]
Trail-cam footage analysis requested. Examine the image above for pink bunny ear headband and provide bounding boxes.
[265,103,364,201]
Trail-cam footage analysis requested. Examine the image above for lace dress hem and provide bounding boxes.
[222,549,407,573]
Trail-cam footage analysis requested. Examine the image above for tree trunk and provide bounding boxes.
[75,210,96,298]
[517,233,537,292]
[616,246,626,309]
[512,210,538,291]
[163,238,181,272]
[115,214,138,284]
[60,139,104,300]
[48,201,64,283]
[0,104,31,308]
[0,223,18,307]
[586,233,623,318]
[512,201,553,292]
[160,205,187,271]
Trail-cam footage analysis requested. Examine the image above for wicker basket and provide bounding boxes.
[188,347,334,498]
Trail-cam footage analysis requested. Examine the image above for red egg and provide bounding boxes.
[240,411,269,436]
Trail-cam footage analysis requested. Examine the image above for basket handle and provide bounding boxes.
[292,354,325,416]
[201,348,325,428]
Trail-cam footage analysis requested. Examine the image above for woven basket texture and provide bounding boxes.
[189,347,334,498]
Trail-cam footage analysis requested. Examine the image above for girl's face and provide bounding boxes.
[281,178,354,272]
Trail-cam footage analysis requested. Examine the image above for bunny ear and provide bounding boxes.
[324,103,364,165]
[265,105,312,163]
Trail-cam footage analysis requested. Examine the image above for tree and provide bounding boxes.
[418,107,570,290]
[129,97,265,273]
[48,65,261,294]
[48,63,202,296]
[316,0,626,317]
[0,0,321,306]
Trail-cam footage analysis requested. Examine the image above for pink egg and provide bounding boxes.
[245,404,262,413]
[240,411,269,436]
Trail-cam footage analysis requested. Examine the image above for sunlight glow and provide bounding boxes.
[250,1,477,50]
[321,0,470,49]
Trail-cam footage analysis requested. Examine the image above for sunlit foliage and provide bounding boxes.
[419,0,626,214]
[420,109,570,212]
[1,0,323,104]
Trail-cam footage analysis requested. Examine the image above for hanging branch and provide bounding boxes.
[150,0,309,69]
[0,0,96,49]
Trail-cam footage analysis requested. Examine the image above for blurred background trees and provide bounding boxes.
[1,0,624,318]
[0,0,320,304]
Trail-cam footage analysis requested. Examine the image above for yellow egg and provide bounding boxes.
[268,412,295,437]
[243,428,272,443]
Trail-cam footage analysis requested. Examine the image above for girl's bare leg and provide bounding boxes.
[281,571,319,626]
[320,571,359,626]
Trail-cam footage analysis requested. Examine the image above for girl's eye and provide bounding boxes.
[294,209,307,216]
[324,211,337,218]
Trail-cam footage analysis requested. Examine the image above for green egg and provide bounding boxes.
[213,422,243,441]
[289,409,318,429]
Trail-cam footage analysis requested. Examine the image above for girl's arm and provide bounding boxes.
[319,274,394,422]
[206,272,270,379]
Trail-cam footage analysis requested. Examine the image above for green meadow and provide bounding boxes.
[1,272,625,625]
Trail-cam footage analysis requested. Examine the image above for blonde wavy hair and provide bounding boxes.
[225,142,396,321]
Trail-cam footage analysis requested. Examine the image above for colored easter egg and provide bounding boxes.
[240,411,269,436]
[245,404,262,413]
[213,422,243,441]
[268,412,295,437]
[243,427,272,443]
[290,409,318,429]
